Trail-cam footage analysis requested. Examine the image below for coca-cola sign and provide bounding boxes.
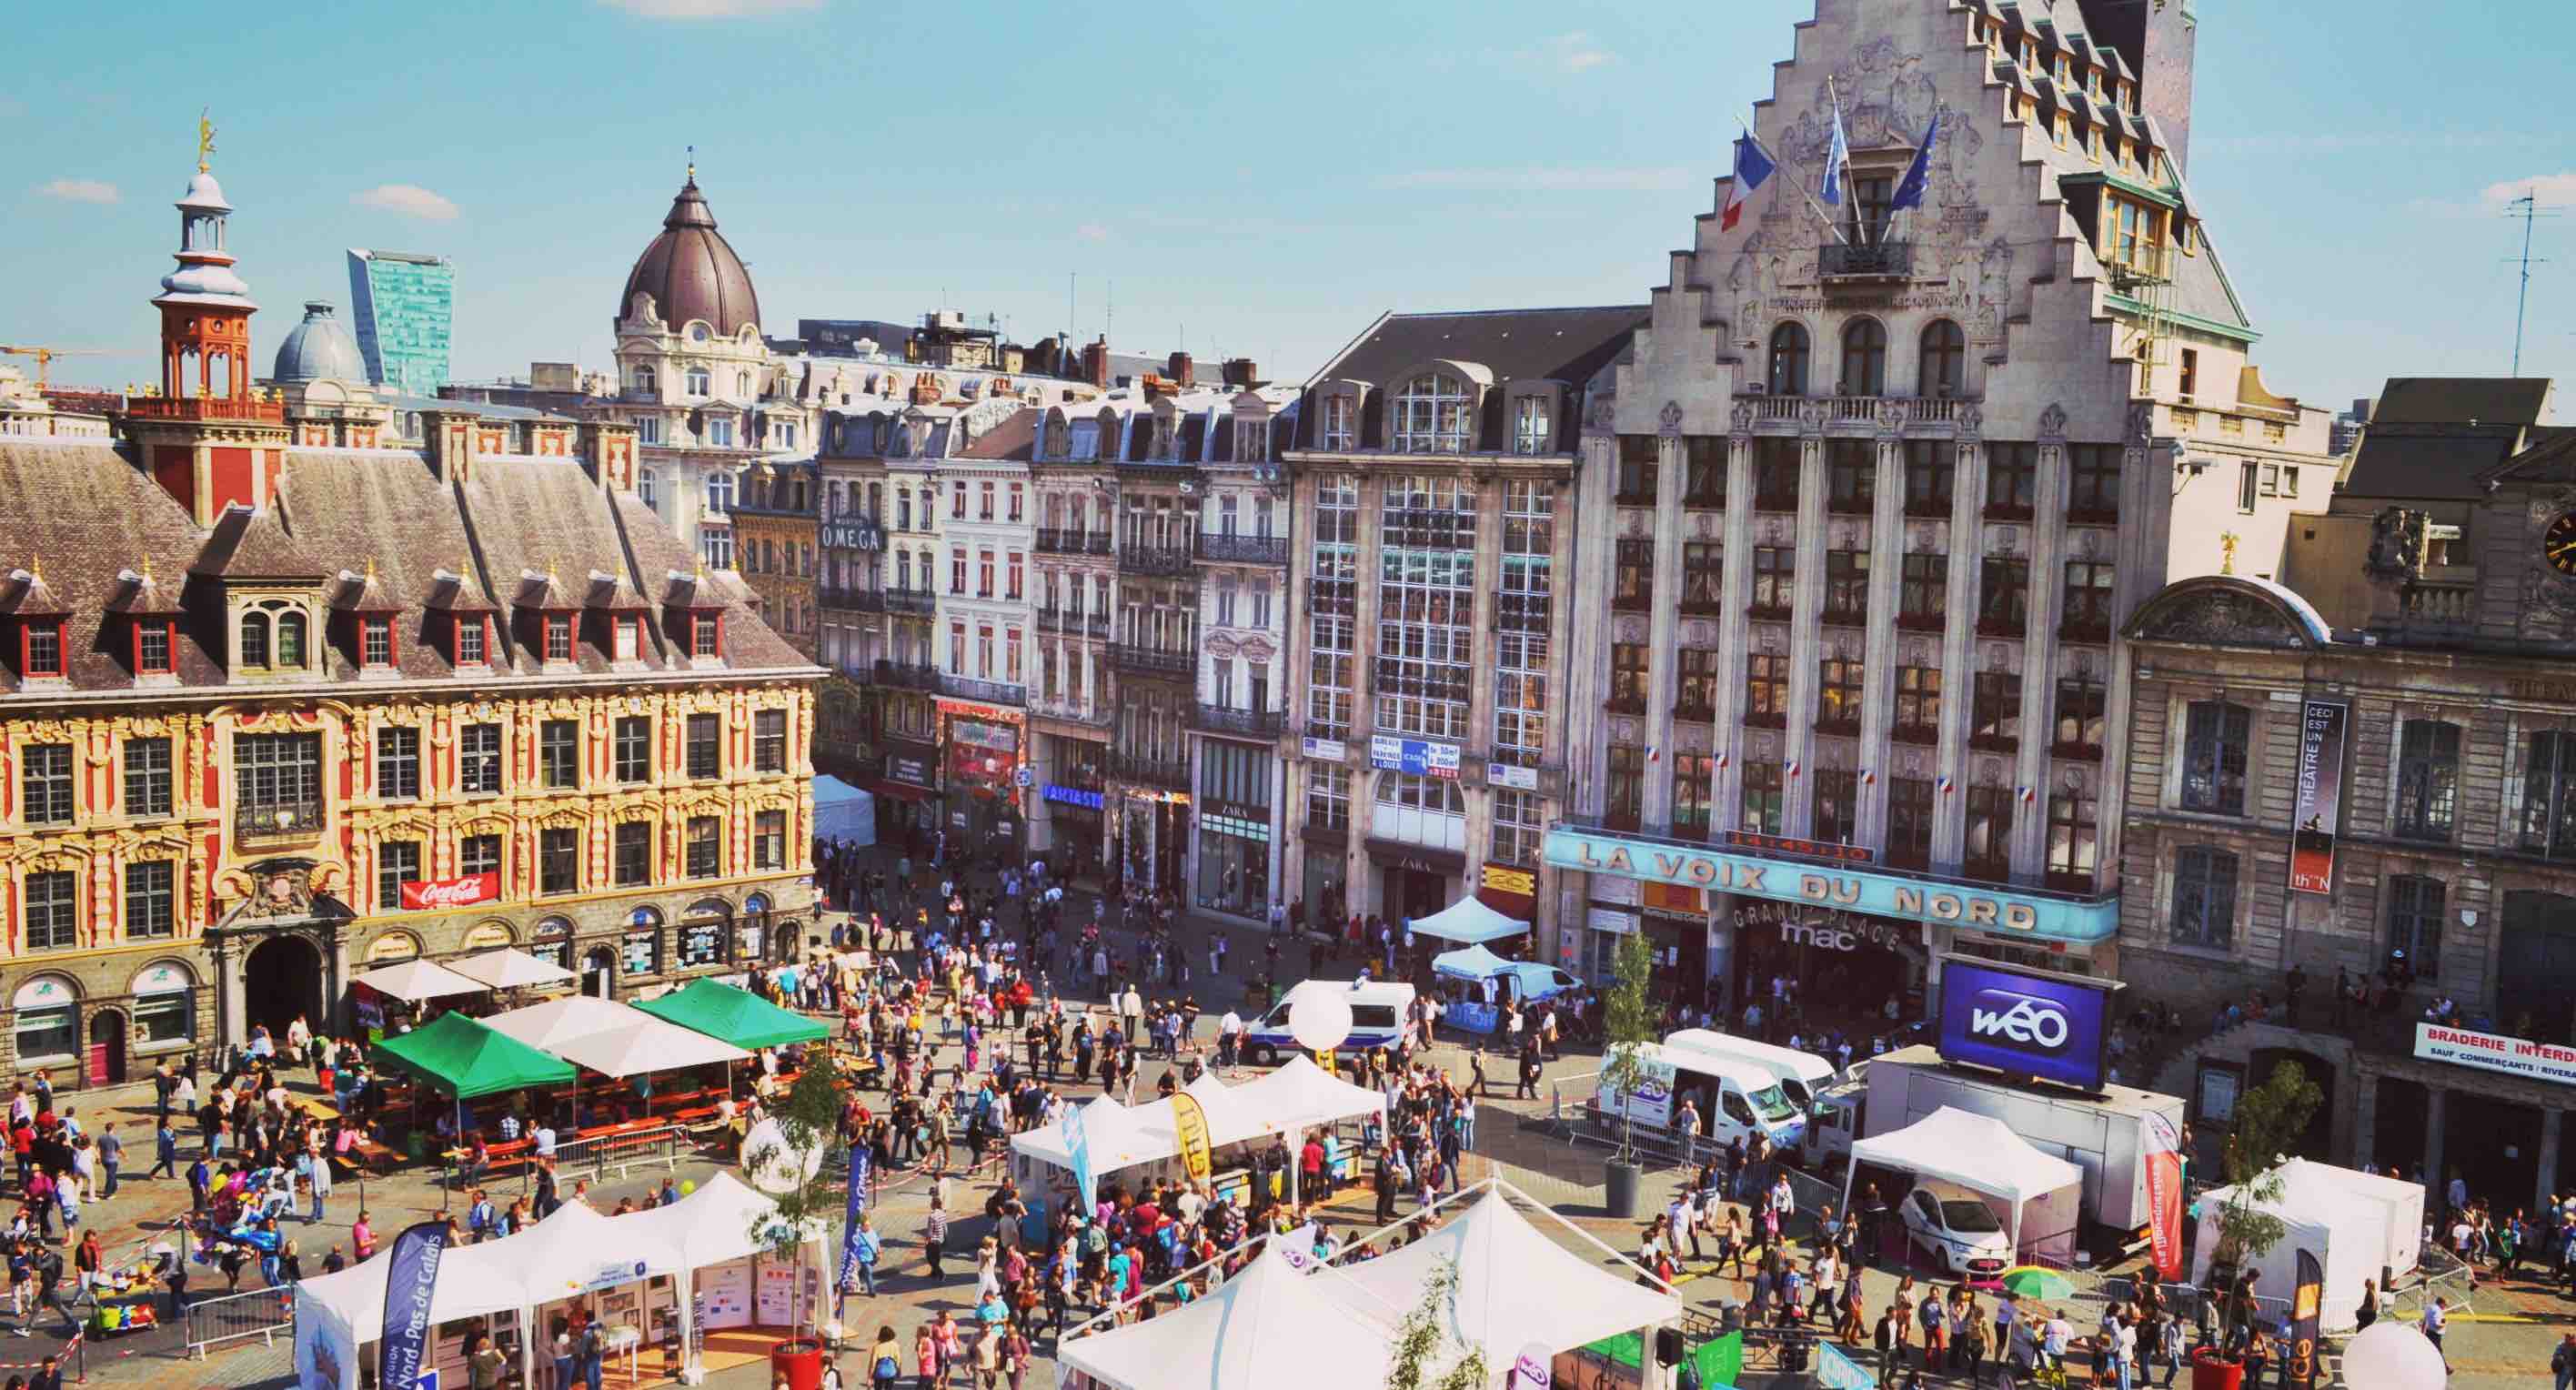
[400,871,499,912]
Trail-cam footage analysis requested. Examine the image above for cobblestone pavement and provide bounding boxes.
[54,843,2570,1385]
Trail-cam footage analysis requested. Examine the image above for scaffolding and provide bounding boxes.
[2108,241,2176,398]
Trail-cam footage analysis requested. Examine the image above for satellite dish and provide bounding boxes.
[740,1116,823,1194]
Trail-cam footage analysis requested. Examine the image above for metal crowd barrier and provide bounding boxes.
[534,1123,688,1187]
[182,1284,295,1359]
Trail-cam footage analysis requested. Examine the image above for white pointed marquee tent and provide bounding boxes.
[1060,1243,1398,1390]
[351,956,486,1002]
[1317,1188,1682,1373]
[446,947,578,991]
[2189,1160,2390,1332]
[1839,1106,2084,1264]
[1406,894,1529,944]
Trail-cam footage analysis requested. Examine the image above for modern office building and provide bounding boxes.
[1544,0,2335,1012]
[346,248,456,396]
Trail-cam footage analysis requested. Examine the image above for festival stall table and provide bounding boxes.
[1317,1187,1681,1378]
[1404,894,1530,945]
[446,947,579,992]
[631,977,830,1050]
[370,1012,579,1153]
[1836,1105,2084,1267]
[1060,1243,1397,1390]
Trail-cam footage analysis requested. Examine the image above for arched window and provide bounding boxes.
[276,610,307,668]
[1767,323,1810,396]
[1045,418,1069,459]
[1919,320,1967,398]
[685,367,710,398]
[240,611,270,668]
[737,371,752,398]
[1839,318,1888,396]
[1393,371,1472,453]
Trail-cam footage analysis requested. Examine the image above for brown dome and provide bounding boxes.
[615,177,761,337]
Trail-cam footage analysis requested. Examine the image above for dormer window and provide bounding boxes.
[629,367,654,395]
[1394,373,1472,453]
[359,617,393,669]
[456,615,488,666]
[277,612,307,668]
[691,613,722,660]
[1512,397,1553,456]
[614,615,641,662]
[134,621,173,675]
[1321,394,1355,450]
[23,620,63,678]
[242,611,269,667]
[236,599,309,672]
[544,613,573,661]
[1237,420,1268,463]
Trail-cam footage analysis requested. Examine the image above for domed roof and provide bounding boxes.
[615,176,760,339]
[273,301,369,383]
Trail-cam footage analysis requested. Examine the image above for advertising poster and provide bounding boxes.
[1170,1093,1213,1183]
[754,1259,799,1325]
[1602,1049,1675,1130]
[400,871,498,912]
[2415,1021,2576,1087]
[2288,1250,2323,1390]
[2142,1110,2185,1281]
[1937,959,2111,1091]
[295,1303,358,1390]
[377,1222,450,1390]
[697,1259,753,1330]
[2289,700,2349,894]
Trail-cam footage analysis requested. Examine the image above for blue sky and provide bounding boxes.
[7,0,2570,415]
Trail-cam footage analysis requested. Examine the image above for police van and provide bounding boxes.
[1590,1041,1808,1152]
[1238,980,1416,1065]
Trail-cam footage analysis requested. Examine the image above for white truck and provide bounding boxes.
[1849,1044,2185,1238]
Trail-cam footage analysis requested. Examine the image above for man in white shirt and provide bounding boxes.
[1667,1190,1703,1260]
[1120,986,1145,1042]
[532,1123,557,1160]
[1217,1010,1243,1067]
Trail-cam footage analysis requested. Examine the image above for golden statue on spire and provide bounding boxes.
[686,144,696,182]
[197,108,216,174]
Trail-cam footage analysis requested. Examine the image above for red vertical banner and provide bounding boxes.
[2143,1109,2184,1281]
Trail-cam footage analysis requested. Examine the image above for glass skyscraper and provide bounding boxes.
[346,248,455,395]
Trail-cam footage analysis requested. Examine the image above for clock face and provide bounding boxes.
[2549,513,2576,577]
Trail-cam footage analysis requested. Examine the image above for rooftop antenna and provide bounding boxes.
[1107,279,1114,349]
[1068,272,1077,344]
[2504,188,2560,377]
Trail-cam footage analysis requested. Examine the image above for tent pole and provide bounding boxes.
[679,1262,701,1384]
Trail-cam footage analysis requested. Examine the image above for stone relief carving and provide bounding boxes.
[1696,512,1717,539]
[1958,402,1984,439]
[1907,639,1931,666]
[1618,615,1646,643]
[1625,510,1648,539]
[1613,717,1638,744]
[1758,627,1786,654]
[1977,758,2004,785]
[1992,527,2020,555]
[1754,732,1778,760]
[1903,750,1927,776]
[1687,620,1714,646]
[2363,507,2428,584]
[2076,530,2098,559]
[1731,400,1756,434]
[1912,523,1937,552]
[2039,401,2068,441]
[2127,400,2156,446]
[2132,591,2309,647]
[1799,400,1829,435]
[1985,644,2009,670]
[1659,400,1685,438]
[1877,398,1907,436]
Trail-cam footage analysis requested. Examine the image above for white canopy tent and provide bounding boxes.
[1433,942,1516,981]
[2286,1158,2423,1278]
[812,774,876,848]
[1318,1190,1681,1383]
[351,957,486,1002]
[481,994,752,1077]
[446,947,578,991]
[1839,1106,2084,1264]
[1061,1243,1398,1390]
[1225,1055,1389,1133]
[2189,1161,2387,1332]
[1010,1095,1176,1176]
[1405,894,1529,944]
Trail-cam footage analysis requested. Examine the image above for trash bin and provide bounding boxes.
[2190,1346,2243,1390]
[771,1336,827,1390]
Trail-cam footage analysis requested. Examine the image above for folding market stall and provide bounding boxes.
[1060,1243,1397,1390]
[446,947,579,992]
[1838,1105,2084,1264]
[630,976,829,1050]
[1405,894,1530,944]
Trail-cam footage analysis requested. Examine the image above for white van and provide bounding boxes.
[1240,980,1416,1065]
[1592,1041,1807,1152]
[1663,1028,1840,1112]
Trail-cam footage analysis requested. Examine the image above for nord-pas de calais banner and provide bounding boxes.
[2416,1022,2576,1087]
[2289,700,2349,895]
[837,1143,871,1292]
[377,1221,450,1390]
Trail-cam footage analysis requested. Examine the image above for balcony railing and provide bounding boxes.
[1119,542,1196,576]
[1742,393,1981,426]
[1029,697,1112,728]
[129,396,286,424]
[1192,703,1283,739]
[1111,643,1193,680]
[1037,529,1113,556]
[235,799,324,841]
[1110,751,1191,791]
[871,660,940,691]
[884,587,937,616]
[1198,534,1290,566]
[938,674,1026,706]
[1819,241,1913,279]
[819,587,885,612]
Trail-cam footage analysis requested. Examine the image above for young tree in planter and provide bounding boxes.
[1598,930,1662,1167]
[2208,1058,2323,1346]
[1384,1256,1491,1390]
[744,1048,848,1339]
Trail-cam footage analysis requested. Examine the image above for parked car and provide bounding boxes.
[1897,1180,2012,1276]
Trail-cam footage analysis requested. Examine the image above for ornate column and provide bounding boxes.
[1782,402,1830,836]
[1714,408,1757,819]
[1857,402,1907,844]
[1643,402,1685,832]
[1935,405,1987,867]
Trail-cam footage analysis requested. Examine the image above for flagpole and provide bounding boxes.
[1743,111,1848,247]
[1826,76,1866,246]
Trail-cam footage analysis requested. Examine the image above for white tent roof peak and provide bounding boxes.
[1060,1241,1398,1390]
[447,947,578,990]
[351,957,486,1002]
[1849,1106,2083,1203]
[481,994,751,1077]
[1406,894,1528,944]
[1432,942,1516,980]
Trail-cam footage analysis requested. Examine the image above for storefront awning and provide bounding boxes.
[865,778,936,802]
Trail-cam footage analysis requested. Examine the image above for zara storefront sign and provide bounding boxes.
[1936,959,2111,1091]
[1544,826,2116,943]
[2415,1022,2576,1088]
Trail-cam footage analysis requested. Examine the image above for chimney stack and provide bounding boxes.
[1082,337,1111,389]
[1166,352,1194,388]
[1221,358,1260,389]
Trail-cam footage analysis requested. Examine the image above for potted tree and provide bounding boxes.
[1597,931,1660,1219]
[2191,1058,2321,1390]
[745,1049,848,1390]
[1385,1257,1492,1390]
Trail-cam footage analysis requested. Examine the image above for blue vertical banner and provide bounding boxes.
[1064,1103,1097,1217]
[377,1221,450,1390]
[837,1143,870,1291]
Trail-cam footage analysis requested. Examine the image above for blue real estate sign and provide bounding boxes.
[1369,735,1460,779]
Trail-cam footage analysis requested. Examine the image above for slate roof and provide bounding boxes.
[0,438,810,696]
[2340,431,2521,501]
[2370,378,2554,428]
[1293,305,1648,452]
[953,407,1037,461]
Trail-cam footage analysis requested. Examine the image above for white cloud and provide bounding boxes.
[1542,31,1614,72]
[1376,166,1695,193]
[2480,172,2576,212]
[1075,223,1111,243]
[598,0,821,16]
[38,177,117,205]
[352,184,459,221]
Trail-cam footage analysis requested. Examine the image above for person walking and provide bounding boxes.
[2421,1296,2450,1374]
[924,1193,950,1279]
[850,1213,882,1297]
[2551,1330,2575,1390]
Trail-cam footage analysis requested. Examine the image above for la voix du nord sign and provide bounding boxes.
[1543,826,2118,943]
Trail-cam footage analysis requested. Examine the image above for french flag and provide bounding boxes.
[1860,769,1877,787]
[1721,131,1776,231]
[1647,745,1662,764]
[1786,760,1802,781]
[1937,776,1956,798]
[2018,785,2038,805]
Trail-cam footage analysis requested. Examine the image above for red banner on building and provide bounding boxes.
[400,871,498,912]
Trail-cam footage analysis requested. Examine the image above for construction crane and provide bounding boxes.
[0,346,109,390]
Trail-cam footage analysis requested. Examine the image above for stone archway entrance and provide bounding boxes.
[581,946,617,999]
[244,934,324,1042]
[86,1012,127,1087]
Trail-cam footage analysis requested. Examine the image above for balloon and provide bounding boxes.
[679,1180,696,1195]
[739,1117,824,1194]
[1287,990,1354,1053]
[2337,1321,2447,1390]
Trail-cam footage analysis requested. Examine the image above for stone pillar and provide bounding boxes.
[1714,418,1756,817]
[2350,1072,2377,1172]
[1858,412,1907,843]
[1783,417,1829,837]
[1644,420,1684,833]
[2423,1085,2447,1214]
[212,934,244,1048]
[1935,419,1987,866]
[2538,1107,2562,1217]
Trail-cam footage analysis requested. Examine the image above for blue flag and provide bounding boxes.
[837,1143,870,1292]
[377,1222,450,1390]
[1891,111,1940,212]
[1063,1102,1097,1218]
[1819,99,1852,206]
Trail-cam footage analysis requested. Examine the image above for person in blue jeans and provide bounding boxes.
[579,1320,606,1390]
[850,1213,882,1296]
